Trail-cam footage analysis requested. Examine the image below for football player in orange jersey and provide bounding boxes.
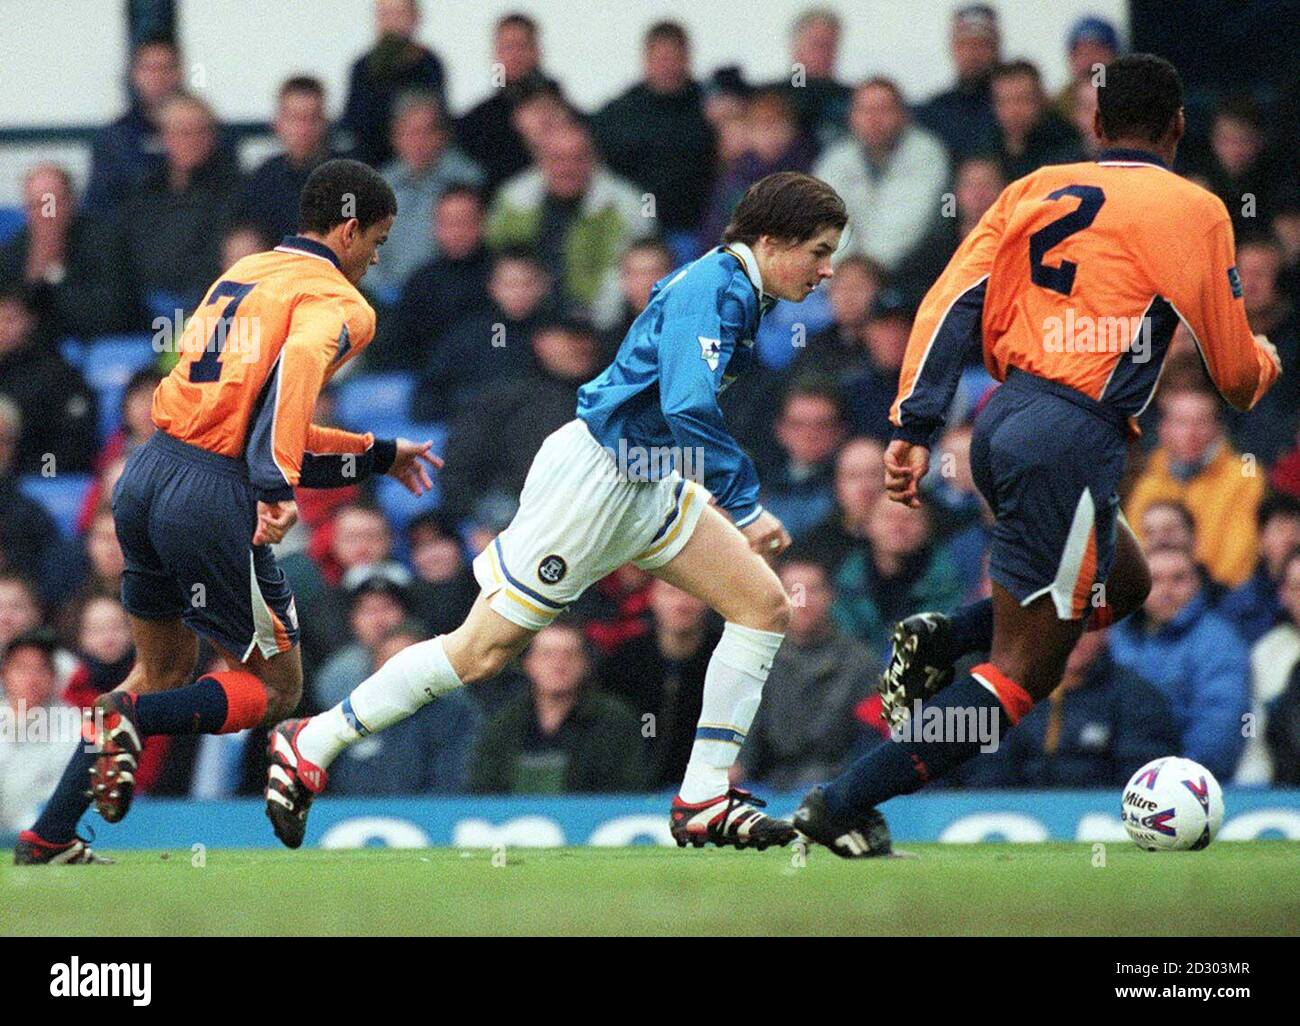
[794,55,1281,857]
[15,160,440,864]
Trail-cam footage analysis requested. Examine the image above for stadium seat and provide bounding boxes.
[19,473,94,538]
[334,372,417,435]
[82,334,158,440]
[0,206,24,245]
[59,337,86,369]
[755,289,834,371]
[369,420,447,529]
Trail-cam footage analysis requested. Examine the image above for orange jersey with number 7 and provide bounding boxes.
[151,236,384,501]
[890,148,1279,445]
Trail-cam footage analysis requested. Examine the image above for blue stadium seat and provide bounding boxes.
[82,334,158,440]
[0,207,24,245]
[369,420,447,529]
[19,473,94,538]
[334,372,417,435]
[59,337,87,369]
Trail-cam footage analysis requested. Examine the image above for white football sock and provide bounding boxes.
[678,622,784,802]
[296,636,463,770]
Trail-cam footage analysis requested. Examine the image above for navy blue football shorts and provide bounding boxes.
[968,369,1129,621]
[112,430,299,660]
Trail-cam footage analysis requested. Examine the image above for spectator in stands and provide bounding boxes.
[1138,498,1228,606]
[1253,548,1300,780]
[914,3,1001,161]
[457,13,560,193]
[1108,545,1251,780]
[1053,17,1121,125]
[240,77,337,244]
[323,501,394,588]
[330,622,480,794]
[406,513,476,635]
[1240,547,1300,782]
[470,622,649,793]
[926,421,990,599]
[596,579,718,788]
[315,565,416,708]
[896,156,1005,299]
[570,564,655,658]
[982,60,1084,181]
[0,573,43,662]
[341,0,446,168]
[81,367,162,523]
[487,119,655,327]
[378,185,492,371]
[1068,78,1102,158]
[1222,236,1299,463]
[84,36,184,213]
[438,317,600,525]
[371,92,485,298]
[727,254,880,455]
[1219,494,1300,644]
[68,507,125,612]
[841,286,916,440]
[1127,384,1265,588]
[411,246,550,421]
[737,554,874,790]
[801,436,885,576]
[1202,95,1279,233]
[593,21,714,237]
[0,397,57,586]
[0,164,134,338]
[758,379,846,540]
[220,224,270,271]
[832,493,963,661]
[814,78,949,271]
[61,594,133,709]
[0,629,79,834]
[603,239,674,358]
[1274,193,1300,308]
[966,629,1177,788]
[0,287,97,473]
[121,93,242,315]
[698,90,816,248]
[766,7,851,152]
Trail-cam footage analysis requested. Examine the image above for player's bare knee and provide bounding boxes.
[738,584,791,634]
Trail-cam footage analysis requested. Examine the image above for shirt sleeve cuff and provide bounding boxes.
[370,437,398,476]
[891,422,938,447]
[732,503,764,529]
[255,484,295,503]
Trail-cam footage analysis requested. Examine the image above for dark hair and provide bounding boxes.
[1258,492,1300,529]
[1096,53,1183,144]
[124,366,165,398]
[131,35,178,62]
[438,183,485,208]
[722,171,847,246]
[783,374,845,420]
[490,245,544,273]
[298,158,397,234]
[646,20,688,48]
[991,59,1042,86]
[856,76,905,105]
[4,626,59,664]
[279,75,324,102]
[0,284,36,314]
[1214,93,1263,132]
[497,12,538,37]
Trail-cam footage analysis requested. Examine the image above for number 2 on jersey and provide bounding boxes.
[190,281,255,383]
[1029,185,1106,297]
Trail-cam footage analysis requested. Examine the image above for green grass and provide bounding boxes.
[4,843,1299,936]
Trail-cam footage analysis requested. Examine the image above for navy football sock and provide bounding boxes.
[134,677,229,735]
[823,672,1017,820]
[30,746,97,845]
[947,598,994,659]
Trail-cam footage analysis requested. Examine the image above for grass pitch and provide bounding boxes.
[4,842,1298,936]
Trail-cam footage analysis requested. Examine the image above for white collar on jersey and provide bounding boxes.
[723,241,765,298]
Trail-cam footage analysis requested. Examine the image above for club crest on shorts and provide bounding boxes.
[538,554,567,585]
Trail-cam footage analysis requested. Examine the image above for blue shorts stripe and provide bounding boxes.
[493,538,566,610]
[695,725,746,745]
[646,479,686,545]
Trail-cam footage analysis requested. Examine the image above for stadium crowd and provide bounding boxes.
[2,2,1299,828]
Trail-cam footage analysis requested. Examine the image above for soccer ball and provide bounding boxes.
[1121,756,1224,851]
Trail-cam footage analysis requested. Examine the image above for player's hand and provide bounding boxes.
[740,510,791,562]
[253,500,298,546]
[387,438,443,496]
[883,439,929,508]
[1256,334,1282,375]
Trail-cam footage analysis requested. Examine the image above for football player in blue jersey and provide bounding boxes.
[269,172,846,850]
